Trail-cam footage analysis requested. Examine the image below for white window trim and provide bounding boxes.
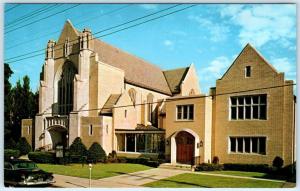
[89,124,93,136]
[176,104,194,121]
[245,66,251,78]
[228,136,267,155]
[229,94,267,121]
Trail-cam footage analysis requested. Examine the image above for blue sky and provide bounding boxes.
[4,3,296,94]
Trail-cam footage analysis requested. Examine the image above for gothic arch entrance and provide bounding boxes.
[175,131,195,164]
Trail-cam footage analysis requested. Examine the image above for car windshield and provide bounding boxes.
[13,162,38,169]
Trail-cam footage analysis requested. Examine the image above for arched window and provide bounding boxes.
[58,62,77,115]
[189,89,195,96]
[147,93,154,123]
[128,88,137,106]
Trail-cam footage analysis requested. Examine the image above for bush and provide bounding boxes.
[212,156,219,164]
[28,151,55,163]
[117,156,127,163]
[146,161,160,168]
[4,149,20,161]
[195,163,223,171]
[5,138,17,149]
[272,156,284,169]
[223,163,269,173]
[88,142,106,163]
[17,137,32,155]
[69,137,87,157]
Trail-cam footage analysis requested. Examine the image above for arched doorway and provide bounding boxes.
[176,131,195,164]
[47,125,68,150]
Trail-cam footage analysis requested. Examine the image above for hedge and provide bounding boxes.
[4,149,20,161]
[69,137,87,157]
[195,163,223,171]
[28,151,55,163]
[223,163,270,173]
[122,157,160,168]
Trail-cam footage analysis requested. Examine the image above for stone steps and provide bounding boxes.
[159,163,193,171]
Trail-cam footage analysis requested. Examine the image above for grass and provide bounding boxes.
[144,173,284,188]
[205,170,267,178]
[38,163,152,179]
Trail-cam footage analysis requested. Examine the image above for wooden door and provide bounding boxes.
[176,131,195,164]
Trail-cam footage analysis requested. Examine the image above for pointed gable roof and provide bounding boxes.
[163,67,190,94]
[93,39,172,95]
[57,20,79,44]
[100,94,121,115]
[220,43,279,80]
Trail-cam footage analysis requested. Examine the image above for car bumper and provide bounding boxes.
[18,180,56,186]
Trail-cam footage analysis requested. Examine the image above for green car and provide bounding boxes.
[4,159,55,187]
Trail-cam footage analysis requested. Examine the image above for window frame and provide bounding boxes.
[229,94,267,121]
[245,66,251,78]
[228,136,267,155]
[176,104,194,121]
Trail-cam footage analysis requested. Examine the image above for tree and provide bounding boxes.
[272,156,284,169]
[17,137,32,155]
[69,137,87,156]
[4,64,13,137]
[88,142,106,163]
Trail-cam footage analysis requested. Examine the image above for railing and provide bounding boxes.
[45,115,69,130]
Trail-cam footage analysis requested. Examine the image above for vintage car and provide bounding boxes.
[4,159,55,187]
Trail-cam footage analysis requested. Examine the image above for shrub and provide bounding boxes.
[223,163,269,173]
[117,156,127,163]
[88,142,106,163]
[272,156,284,169]
[4,149,20,161]
[17,137,32,155]
[69,137,87,157]
[195,163,223,171]
[212,156,219,164]
[146,161,160,168]
[28,151,55,163]
[4,138,17,149]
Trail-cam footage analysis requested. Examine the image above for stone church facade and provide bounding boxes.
[21,20,296,166]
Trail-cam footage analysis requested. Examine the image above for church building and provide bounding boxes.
[22,20,296,166]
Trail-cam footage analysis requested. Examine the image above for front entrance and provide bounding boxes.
[175,131,195,164]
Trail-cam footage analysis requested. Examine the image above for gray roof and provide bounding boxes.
[100,94,121,114]
[163,67,190,94]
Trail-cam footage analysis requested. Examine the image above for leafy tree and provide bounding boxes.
[17,137,32,155]
[88,142,106,163]
[4,137,17,149]
[4,64,13,137]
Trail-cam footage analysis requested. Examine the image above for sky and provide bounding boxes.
[4,3,297,94]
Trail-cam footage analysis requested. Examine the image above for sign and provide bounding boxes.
[56,145,64,158]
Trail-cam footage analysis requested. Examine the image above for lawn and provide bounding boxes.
[205,170,267,178]
[38,163,152,179]
[144,173,284,188]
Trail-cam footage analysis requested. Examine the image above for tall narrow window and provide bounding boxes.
[89,124,93,136]
[125,110,127,118]
[128,88,137,106]
[147,93,154,123]
[245,66,251,77]
[27,126,30,135]
[58,62,77,115]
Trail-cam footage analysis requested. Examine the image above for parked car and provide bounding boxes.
[4,159,55,187]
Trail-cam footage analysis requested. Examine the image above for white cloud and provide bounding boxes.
[220,4,296,48]
[188,15,229,42]
[139,4,158,10]
[270,57,294,76]
[200,56,232,80]
[163,40,173,47]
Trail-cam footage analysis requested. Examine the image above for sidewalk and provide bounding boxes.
[53,168,294,188]
[53,168,186,188]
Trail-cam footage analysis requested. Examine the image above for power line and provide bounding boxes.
[5,4,81,34]
[6,4,189,63]
[6,4,181,61]
[5,4,20,13]
[6,4,61,29]
[6,4,132,50]
[39,83,296,115]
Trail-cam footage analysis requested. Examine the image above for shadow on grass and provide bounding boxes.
[107,171,210,188]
